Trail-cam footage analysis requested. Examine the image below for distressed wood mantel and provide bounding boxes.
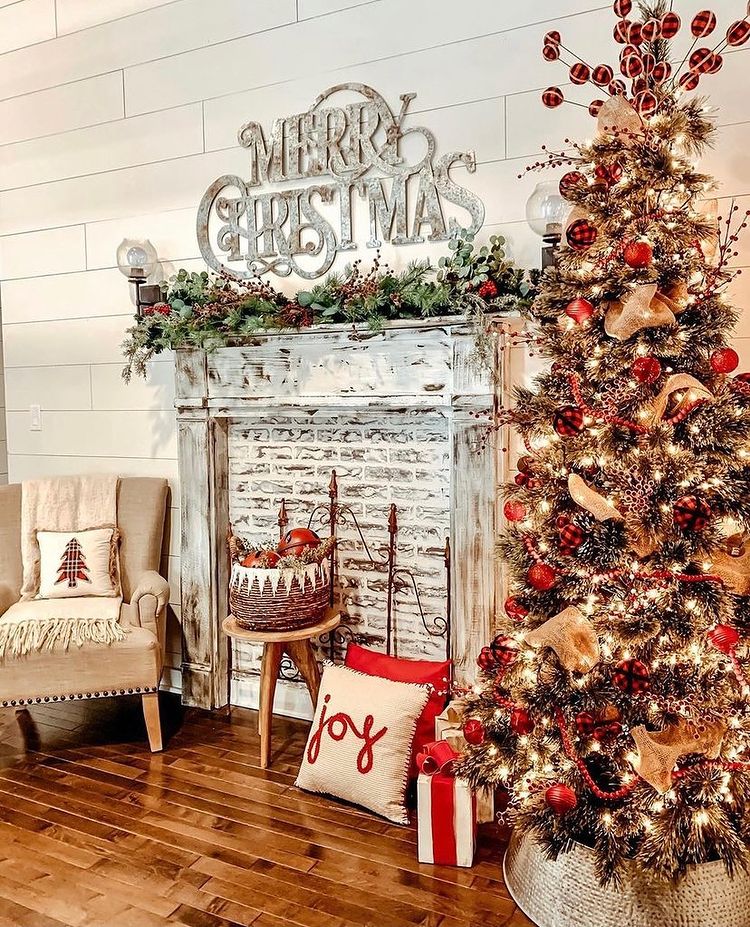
[174,317,502,710]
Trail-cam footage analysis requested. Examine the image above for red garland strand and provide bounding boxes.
[568,374,649,433]
[555,708,640,800]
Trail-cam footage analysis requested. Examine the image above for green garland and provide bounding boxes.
[121,230,539,381]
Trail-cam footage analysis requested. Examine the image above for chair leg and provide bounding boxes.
[142,693,163,752]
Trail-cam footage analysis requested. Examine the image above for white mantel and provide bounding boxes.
[174,317,502,710]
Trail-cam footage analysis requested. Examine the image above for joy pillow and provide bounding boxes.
[296,663,430,824]
[36,528,119,599]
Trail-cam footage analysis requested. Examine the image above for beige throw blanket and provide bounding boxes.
[0,475,125,657]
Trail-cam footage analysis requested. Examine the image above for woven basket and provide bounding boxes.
[504,827,750,927]
[229,560,330,633]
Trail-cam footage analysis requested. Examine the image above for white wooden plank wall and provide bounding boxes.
[0,0,748,691]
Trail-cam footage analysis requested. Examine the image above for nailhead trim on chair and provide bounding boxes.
[1,686,159,708]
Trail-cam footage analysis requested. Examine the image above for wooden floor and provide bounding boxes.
[0,695,534,927]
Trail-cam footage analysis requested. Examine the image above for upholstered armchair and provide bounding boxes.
[0,477,170,751]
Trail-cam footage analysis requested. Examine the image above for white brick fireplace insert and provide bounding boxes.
[175,318,502,712]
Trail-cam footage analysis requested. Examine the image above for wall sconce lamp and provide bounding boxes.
[526,181,568,270]
[116,238,161,316]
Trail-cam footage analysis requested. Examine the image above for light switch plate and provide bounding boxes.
[30,404,41,431]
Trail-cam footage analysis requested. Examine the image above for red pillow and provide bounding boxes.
[344,643,451,778]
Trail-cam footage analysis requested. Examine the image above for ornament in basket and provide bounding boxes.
[228,527,335,633]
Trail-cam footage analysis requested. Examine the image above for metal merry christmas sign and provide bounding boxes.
[196,83,485,280]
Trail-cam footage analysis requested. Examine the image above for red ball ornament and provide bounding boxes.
[608,78,627,95]
[690,47,714,72]
[679,71,700,91]
[589,99,604,117]
[634,90,658,116]
[613,0,632,16]
[623,240,653,268]
[566,219,597,251]
[463,718,485,745]
[691,10,717,38]
[710,348,739,374]
[575,711,597,736]
[570,63,590,85]
[673,495,711,532]
[661,11,681,38]
[613,19,631,44]
[641,52,656,74]
[556,513,571,529]
[641,18,661,42]
[565,298,595,325]
[546,783,578,814]
[278,527,321,557]
[510,707,535,736]
[504,595,529,621]
[631,355,662,384]
[612,658,650,695]
[559,171,586,199]
[542,86,564,108]
[652,61,672,82]
[544,30,561,45]
[504,499,527,522]
[490,635,520,667]
[707,623,740,655]
[542,43,561,61]
[727,19,750,46]
[477,646,496,671]
[241,549,281,569]
[707,52,723,74]
[627,21,643,44]
[517,455,534,474]
[527,563,557,591]
[554,405,585,436]
[592,64,614,86]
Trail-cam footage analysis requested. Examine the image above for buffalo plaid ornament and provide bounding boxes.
[627,21,642,44]
[570,63,590,85]
[589,100,604,117]
[543,43,561,61]
[613,0,631,16]
[544,30,561,45]
[727,19,750,46]
[504,596,529,621]
[634,90,657,116]
[575,711,597,736]
[542,87,564,108]
[641,18,661,41]
[691,10,716,37]
[566,218,597,250]
[490,635,520,666]
[679,71,700,91]
[612,658,650,695]
[651,61,672,82]
[689,47,714,72]
[673,495,711,532]
[559,522,585,550]
[477,646,496,671]
[559,171,586,199]
[661,11,681,38]
[613,19,631,44]
[621,53,644,78]
[554,405,585,436]
[592,64,614,86]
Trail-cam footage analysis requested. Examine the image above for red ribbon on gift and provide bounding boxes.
[417,740,458,776]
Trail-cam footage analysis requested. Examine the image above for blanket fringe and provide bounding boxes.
[0,616,126,658]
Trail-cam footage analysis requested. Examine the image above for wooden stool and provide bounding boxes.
[222,608,341,768]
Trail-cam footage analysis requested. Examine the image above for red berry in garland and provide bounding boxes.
[463,718,485,745]
[623,240,653,268]
[504,595,529,621]
[707,623,740,654]
[631,355,662,384]
[673,495,711,532]
[527,563,557,591]
[565,298,595,325]
[546,783,578,814]
[612,658,651,695]
[478,280,498,300]
[504,499,527,522]
[710,348,739,374]
[510,707,534,736]
[490,635,520,666]
[566,219,598,251]
[554,405,585,436]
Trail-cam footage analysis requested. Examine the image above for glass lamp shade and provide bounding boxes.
[116,238,158,280]
[525,181,568,238]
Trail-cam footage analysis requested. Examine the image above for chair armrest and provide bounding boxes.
[0,582,18,619]
[130,571,170,651]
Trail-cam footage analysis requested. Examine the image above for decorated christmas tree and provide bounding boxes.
[458,1,750,885]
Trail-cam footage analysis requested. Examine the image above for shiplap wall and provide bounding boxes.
[0,0,748,691]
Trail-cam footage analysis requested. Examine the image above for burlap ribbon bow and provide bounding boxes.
[526,606,600,674]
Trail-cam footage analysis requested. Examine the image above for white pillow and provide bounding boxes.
[37,528,118,599]
[295,663,430,824]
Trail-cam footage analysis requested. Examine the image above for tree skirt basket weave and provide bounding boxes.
[503,826,750,927]
[229,560,330,632]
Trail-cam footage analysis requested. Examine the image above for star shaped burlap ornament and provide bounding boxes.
[712,533,750,595]
[568,473,623,522]
[649,373,712,422]
[596,95,643,142]
[525,606,600,673]
[630,718,727,793]
[604,284,678,341]
[697,198,720,265]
